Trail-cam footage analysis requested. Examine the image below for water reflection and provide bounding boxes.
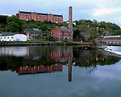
[0,46,120,79]
[68,59,72,82]
[0,47,27,57]
[1,46,121,97]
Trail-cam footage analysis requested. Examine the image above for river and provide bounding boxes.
[0,46,121,97]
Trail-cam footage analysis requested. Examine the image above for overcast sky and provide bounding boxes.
[0,0,121,26]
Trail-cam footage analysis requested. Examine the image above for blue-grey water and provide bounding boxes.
[0,46,121,97]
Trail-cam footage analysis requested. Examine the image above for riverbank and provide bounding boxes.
[0,41,96,49]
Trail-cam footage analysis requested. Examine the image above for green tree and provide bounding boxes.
[113,30,121,35]
[7,15,23,32]
[0,15,8,25]
[0,15,8,31]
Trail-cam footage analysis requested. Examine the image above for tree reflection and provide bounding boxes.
[0,46,120,75]
[73,47,121,68]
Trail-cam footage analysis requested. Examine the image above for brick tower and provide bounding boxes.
[68,6,73,30]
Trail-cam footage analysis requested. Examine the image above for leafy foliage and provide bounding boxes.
[73,19,121,42]
[0,15,8,25]
[7,15,23,32]
[0,16,121,41]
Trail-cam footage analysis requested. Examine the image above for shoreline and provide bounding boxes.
[0,41,97,49]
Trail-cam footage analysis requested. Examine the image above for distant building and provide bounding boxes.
[103,35,121,39]
[50,26,73,41]
[23,28,42,40]
[80,32,91,41]
[96,35,121,45]
[16,11,63,23]
[0,32,27,41]
[49,6,73,41]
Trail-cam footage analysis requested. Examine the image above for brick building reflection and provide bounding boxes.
[23,46,73,64]
[51,46,73,61]
[0,46,73,77]
[16,65,63,75]
[51,46,73,82]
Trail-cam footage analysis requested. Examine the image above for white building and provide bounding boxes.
[103,35,121,39]
[0,32,27,41]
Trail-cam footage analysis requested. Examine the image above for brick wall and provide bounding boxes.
[50,27,73,41]
[17,11,63,23]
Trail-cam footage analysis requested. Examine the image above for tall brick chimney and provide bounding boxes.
[68,6,73,30]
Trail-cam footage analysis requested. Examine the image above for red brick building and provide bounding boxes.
[50,26,73,41]
[16,11,63,23]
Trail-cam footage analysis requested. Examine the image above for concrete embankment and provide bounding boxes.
[0,41,97,49]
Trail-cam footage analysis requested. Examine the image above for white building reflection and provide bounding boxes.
[0,47,27,57]
[0,46,73,61]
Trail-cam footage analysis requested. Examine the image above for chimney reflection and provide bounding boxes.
[68,59,72,82]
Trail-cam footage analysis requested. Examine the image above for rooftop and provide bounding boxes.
[0,32,16,36]
[18,11,63,17]
[59,26,71,30]
[19,11,31,14]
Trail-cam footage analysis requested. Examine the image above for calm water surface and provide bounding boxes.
[0,46,121,97]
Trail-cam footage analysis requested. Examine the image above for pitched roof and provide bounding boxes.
[19,11,31,14]
[60,26,70,30]
[37,13,48,15]
[18,11,63,17]
[53,14,63,17]
[0,32,16,36]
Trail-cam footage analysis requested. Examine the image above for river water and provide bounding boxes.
[0,46,121,97]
